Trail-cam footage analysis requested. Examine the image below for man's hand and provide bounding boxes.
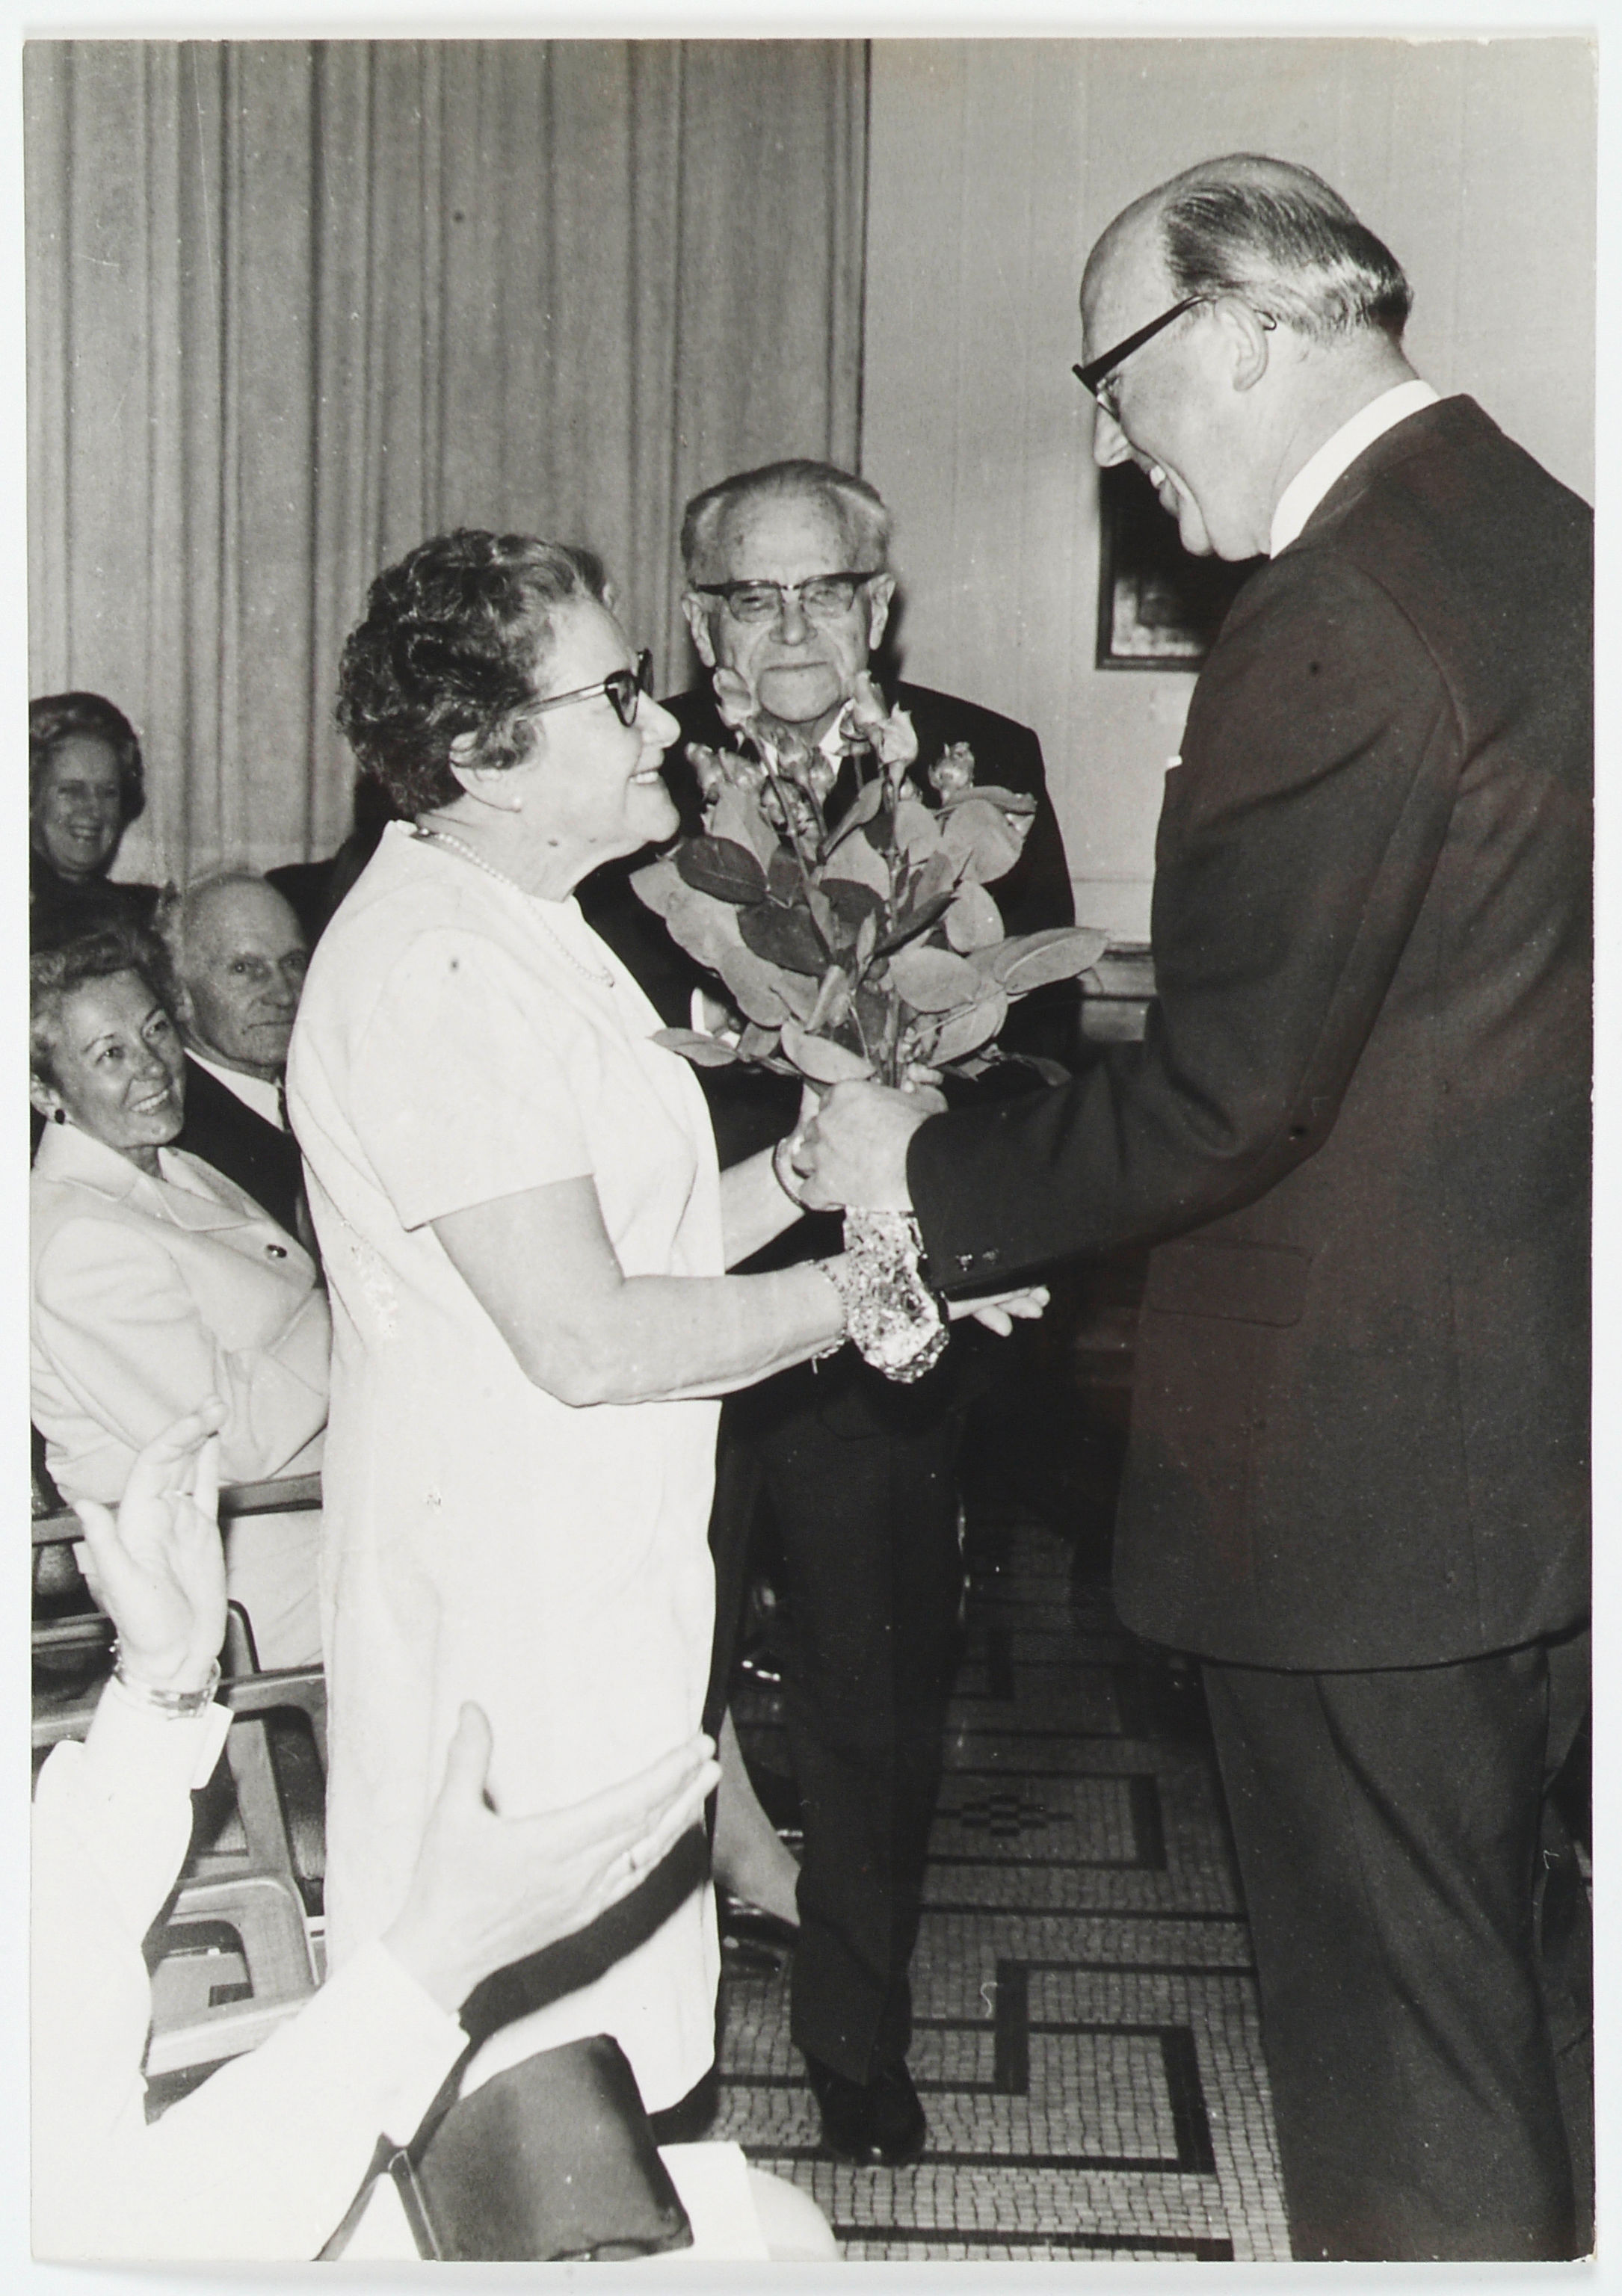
[949,1285,1050,1336]
[792,1081,935,1210]
[73,1401,228,1694]
[382,1707,722,2014]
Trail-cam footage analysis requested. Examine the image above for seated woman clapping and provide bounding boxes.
[30,928,326,1666]
[32,1403,818,2262]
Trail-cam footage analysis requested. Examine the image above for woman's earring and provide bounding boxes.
[52,1108,66,1125]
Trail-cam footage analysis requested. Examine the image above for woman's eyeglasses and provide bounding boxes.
[530,649,655,729]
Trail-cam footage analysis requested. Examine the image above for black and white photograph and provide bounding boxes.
[19,12,1600,2276]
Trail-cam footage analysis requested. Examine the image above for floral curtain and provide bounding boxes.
[25,38,868,880]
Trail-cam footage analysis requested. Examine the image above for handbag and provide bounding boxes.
[320,2032,694,2262]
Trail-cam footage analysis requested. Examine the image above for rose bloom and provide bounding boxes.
[929,743,976,797]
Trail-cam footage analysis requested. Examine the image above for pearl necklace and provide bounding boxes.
[411,822,617,987]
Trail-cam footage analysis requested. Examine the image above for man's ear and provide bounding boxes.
[866,575,896,652]
[682,591,718,670]
[1214,295,1274,394]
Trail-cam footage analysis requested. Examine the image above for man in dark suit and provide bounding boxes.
[160,874,310,1241]
[795,161,1591,2259]
[582,458,1074,2165]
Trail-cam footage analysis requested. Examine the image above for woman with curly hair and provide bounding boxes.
[286,531,845,2132]
[292,531,1033,2130]
[30,692,159,951]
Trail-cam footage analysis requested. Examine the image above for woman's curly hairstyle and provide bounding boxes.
[335,531,611,815]
[30,923,175,1090]
[29,692,147,827]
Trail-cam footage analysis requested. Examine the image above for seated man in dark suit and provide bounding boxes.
[158,874,310,1241]
[582,458,1074,2167]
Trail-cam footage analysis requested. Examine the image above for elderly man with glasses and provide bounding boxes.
[585,457,1073,2167]
[794,158,1591,2260]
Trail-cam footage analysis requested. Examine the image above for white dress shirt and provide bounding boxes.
[1269,378,1441,556]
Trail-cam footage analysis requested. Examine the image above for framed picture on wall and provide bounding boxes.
[1096,463,1261,670]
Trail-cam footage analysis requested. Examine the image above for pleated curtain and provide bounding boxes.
[25,39,869,880]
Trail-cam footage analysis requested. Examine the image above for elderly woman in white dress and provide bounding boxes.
[289,531,1034,2129]
[31,928,326,1667]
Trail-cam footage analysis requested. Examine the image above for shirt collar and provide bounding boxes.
[188,1049,286,1130]
[32,1118,150,1200]
[1268,379,1440,557]
[33,1117,239,1213]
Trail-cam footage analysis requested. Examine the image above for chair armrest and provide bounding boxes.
[31,1472,324,1546]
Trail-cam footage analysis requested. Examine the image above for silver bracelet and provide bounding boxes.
[808,1257,849,1365]
[772,1132,812,1208]
[821,1211,949,1384]
[111,1643,222,1718]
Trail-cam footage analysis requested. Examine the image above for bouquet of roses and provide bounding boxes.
[632,667,1106,1090]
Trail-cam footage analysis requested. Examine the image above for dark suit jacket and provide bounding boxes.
[582,679,1074,1175]
[907,398,1591,1670]
[174,1054,306,1242]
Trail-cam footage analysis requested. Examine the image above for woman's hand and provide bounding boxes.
[383,1707,722,2013]
[948,1284,1050,1336]
[73,1400,228,1693]
[771,1081,827,1210]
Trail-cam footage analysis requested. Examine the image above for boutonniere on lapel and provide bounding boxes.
[635,665,1104,1090]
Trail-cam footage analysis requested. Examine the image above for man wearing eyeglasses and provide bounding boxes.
[794,158,1591,2260]
[584,457,1072,2168]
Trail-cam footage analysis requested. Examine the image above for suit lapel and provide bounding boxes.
[152,1148,266,1232]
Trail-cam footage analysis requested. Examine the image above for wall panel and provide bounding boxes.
[862,37,1596,939]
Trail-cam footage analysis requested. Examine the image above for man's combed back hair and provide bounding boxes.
[336,530,610,815]
[681,460,892,582]
[154,871,280,977]
[1158,155,1412,345]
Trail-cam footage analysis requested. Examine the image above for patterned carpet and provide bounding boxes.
[721,1507,1292,2262]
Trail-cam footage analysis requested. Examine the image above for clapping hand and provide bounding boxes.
[383,1707,722,2014]
[73,1400,229,1694]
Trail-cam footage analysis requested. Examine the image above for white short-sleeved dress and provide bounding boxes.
[286,823,722,2111]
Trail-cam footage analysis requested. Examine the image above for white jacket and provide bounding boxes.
[31,1122,330,1664]
[31,1121,329,1505]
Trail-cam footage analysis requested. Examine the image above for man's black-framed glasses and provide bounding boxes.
[690,573,880,626]
[1073,294,1208,409]
[530,648,654,729]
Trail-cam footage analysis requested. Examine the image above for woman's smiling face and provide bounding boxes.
[35,970,187,1155]
[31,736,126,882]
[515,599,681,868]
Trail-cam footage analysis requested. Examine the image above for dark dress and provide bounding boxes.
[30,851,161,953]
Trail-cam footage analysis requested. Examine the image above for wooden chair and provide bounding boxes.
[32,1473,327,2075]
